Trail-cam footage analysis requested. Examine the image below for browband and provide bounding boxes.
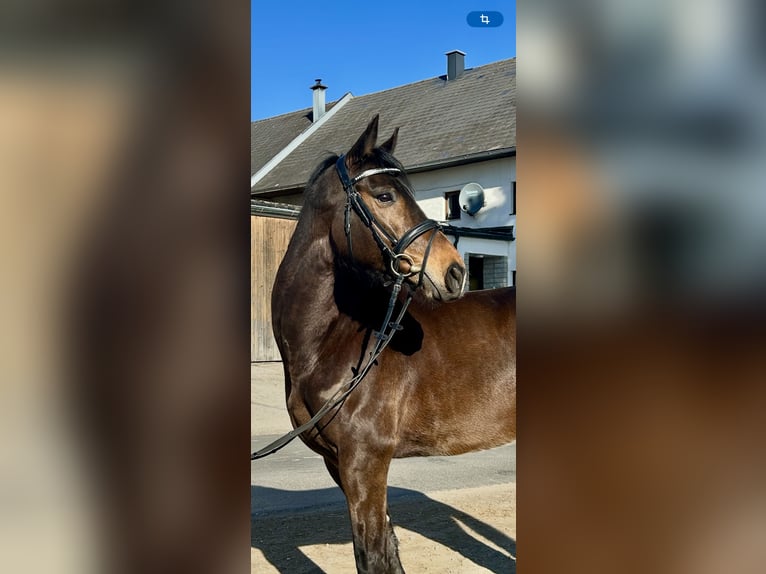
[336,155,403,191]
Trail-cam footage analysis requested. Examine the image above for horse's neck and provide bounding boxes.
[274,226,390,366]
[331,260,393,329]
[273,226,342,362]
[278,230,336,312]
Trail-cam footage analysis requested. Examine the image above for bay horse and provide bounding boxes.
[270,115,516,573]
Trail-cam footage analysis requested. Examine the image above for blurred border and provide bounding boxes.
[1,2,250,573]
[5,1,766,573]
[519,1,766,573]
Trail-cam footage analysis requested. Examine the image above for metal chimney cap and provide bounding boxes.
[445,50,466,56]
[310,79,327,90]
[446,51,466,80]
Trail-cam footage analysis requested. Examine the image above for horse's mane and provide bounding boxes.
[306,154,340,189]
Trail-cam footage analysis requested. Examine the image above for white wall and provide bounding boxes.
[409,156,516,286]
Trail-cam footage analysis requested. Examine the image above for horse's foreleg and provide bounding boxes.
[323,457,344,492]
[339,448,404,574]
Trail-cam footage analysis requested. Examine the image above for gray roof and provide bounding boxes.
[250,101,341,174]
[252,58,515,195]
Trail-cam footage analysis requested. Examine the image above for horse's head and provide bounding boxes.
[317,115,466,302]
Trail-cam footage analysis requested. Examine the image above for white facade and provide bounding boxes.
[409,156,516,288]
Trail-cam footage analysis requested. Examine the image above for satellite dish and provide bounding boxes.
[459,183,485,216]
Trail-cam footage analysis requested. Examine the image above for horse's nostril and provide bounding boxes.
[446,263,465,294]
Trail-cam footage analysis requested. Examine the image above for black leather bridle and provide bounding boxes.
[335,154,441,285]
[251,155,445,461]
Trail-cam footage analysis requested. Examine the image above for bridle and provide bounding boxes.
[251,154,444,461]
[335,154,442,287]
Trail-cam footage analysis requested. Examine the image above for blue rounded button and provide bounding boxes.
[467,11,504,28]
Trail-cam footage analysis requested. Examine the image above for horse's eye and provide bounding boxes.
[376,193,394,204]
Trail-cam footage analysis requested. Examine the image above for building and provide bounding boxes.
[251,52,515,359]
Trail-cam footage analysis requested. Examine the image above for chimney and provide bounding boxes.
[446,50,465,80]
[310,78,327,122]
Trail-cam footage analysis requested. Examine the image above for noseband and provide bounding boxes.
[335,154,441,285]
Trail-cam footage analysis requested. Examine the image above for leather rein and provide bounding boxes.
[251,155,441,460]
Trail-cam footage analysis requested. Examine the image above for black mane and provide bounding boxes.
[306,154,340,189]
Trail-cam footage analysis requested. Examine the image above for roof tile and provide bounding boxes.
[252,58,515,194]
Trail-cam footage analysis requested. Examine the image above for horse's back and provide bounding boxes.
[464,285,515,308]
[392,286,516,457]
[425,286,515,337]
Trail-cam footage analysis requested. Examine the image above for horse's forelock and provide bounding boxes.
[305,148,412,200]
[367,147,404,172]
[371,148,414,197]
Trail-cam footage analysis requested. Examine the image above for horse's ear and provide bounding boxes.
[380,127,399,154]
[347,115,379,163]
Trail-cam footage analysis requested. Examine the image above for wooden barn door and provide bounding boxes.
[251,215,297,361]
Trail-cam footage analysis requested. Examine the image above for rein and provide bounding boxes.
[251,155,441,461]
[251,275,410,460]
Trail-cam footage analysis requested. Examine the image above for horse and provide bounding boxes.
[270,115,516,573]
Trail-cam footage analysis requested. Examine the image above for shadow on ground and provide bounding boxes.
[251,485,515,573]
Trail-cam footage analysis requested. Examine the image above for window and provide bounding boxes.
[467,254,509,291]
[468,255,484,290]
[445,191,461,220]
[511,181,516,215]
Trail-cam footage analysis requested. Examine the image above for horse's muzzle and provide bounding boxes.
[445,263,466,298]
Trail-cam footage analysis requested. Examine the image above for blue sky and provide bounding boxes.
[251,1,516,121]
